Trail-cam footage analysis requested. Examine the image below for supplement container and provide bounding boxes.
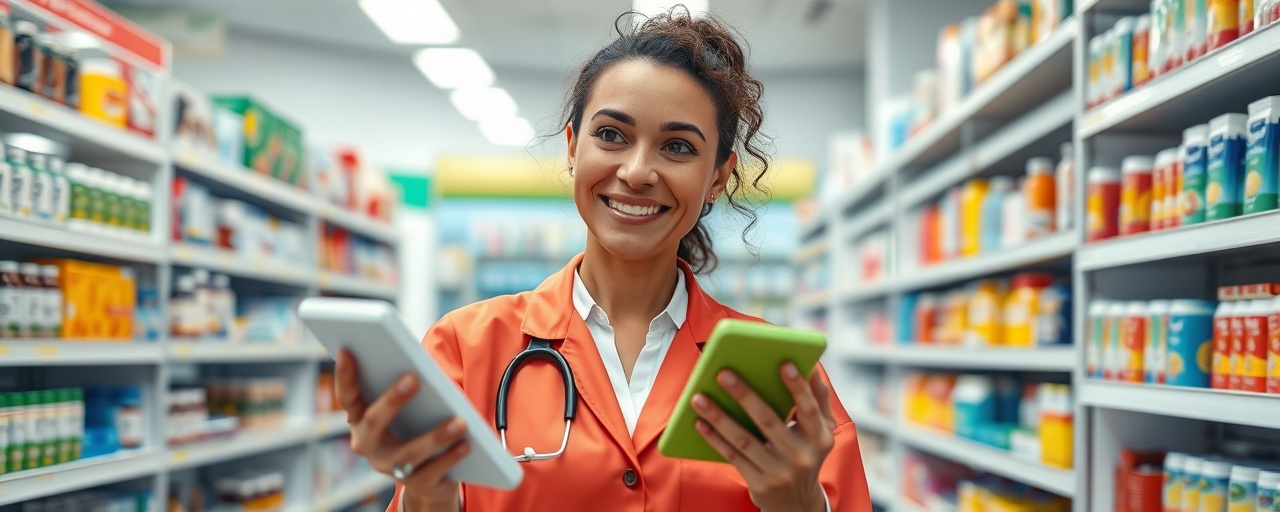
[1207,113,1248,220]
[1270,294,1280,393]
[1004,273,1052,347]
[1230,299,1248,390]
[1089,300,1110,378]
[967,279,1005,346]
[961,179,989,257]
[1183,124,1211,225]
[1227,465,1260,512]
[1214,300,1237,389]
[1056,142,1074,231]
[1156,148,1181,230]
[1121,155,1155,235]
[1164,452,1188,512]
[1258,471,1280,512]
[1200,459,1234,511]
[1115,17,1136,95]
[1245,96,1280,214]
[1036,281,1071,345]
[1148,300,1172,384]
[1134,14,1153,87]
[982,176,1013,253]
[1168,299,1215,388]
[1123,301,1150,382]
[1107,301,1129,380]
[1242,299,1271,392]
[1088,166,1122,241]
[1089,35,1104,107]
[1208,0,1241,50]
[1189,0,1210,61]
[1025,157,1057,239]
[1183,456,1206,512]
[79,58,127,128]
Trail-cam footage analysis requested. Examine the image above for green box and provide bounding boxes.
[212,96,306,189]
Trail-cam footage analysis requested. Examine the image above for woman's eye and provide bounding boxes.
[595,128,624,143]
[664,140,695,155]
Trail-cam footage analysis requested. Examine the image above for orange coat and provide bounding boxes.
[388,254,871,511]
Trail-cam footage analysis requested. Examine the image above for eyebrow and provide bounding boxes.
[660,121,707,142]
[590,108,635,126]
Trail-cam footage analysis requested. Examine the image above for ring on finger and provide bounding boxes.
[392,461,415,481]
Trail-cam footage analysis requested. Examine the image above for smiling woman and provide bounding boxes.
[335,6,871,512]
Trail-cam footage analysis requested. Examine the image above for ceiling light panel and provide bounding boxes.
[413,48,495,89]
[359,0,460,45]
[450,87,518,121]
[480,117,536,147]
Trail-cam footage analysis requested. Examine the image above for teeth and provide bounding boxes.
[607,198,661,217]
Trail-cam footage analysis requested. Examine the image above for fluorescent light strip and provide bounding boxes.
[480,117,535,147]
[360,0,459,45]
[450,87,518,121]
[414,48,494,89]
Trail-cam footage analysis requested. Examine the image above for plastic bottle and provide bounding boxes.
[1123,301,1150,382]
[69,388,82,460]
[65,163,88,230]
[1005,273,1053,347]
[1003,186,1026,248]
[40,265,60,339]
[1183,124,1212,225]
[1025,157,1057,239]
[7,393,23,472]
[23,390,40,469]
[967,279,1005,346]
[961,179,990,257]
[1089,301,1110,378]
[982,176,1013,253]
[48,156,68,225]
[1258,471,1280,512]
[1201,459,1234,511]
[1165,452,1188,511]
[18,263,41,338]
[1270,294,1280,394]
[13,21,38,92]
[28,152,51,222]
[1207,113,1248,221]
[1037,281,1071,345]
[0,261,18,338]
[1121,156,1155,235]
[1039,384,1073,469]
[1183,456,1206,512]
[1056,142,1074,231]
[1148,300,1172,384]
[0,152,11,216]
[1214,300,1237,389]
[7,147,33,219]
[55,388,72,464]
[0,394,8,475]
[1106,302,1129,380]
[39,389,56,467]
[1089,35,1104,107]
[1088,166,1122,241]
[1228,465,1260,512]
[115,387,143,450]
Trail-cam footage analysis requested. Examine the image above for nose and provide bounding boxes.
[616,147,659,189]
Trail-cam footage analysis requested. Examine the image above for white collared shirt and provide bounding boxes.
[572,269,687,435]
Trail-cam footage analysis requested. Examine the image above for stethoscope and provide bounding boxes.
[496,337,579,462]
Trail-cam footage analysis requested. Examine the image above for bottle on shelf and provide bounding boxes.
[1025,157,1056,240]
[1056,142,1074,232]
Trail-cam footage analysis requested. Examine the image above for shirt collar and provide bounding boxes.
[572,268,688,331]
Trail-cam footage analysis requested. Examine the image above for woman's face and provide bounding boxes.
[567,59,735,264]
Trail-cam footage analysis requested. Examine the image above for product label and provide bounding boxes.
[1169,314,1213,388]
[1228,480,1256,512]
[0,287,16,337]
[1165,470,1183,512]
[1243,315,1269,391]
[1149,314,1169,383]
[1207,133,1245,220]
[12,165,31,217]
[1245,117,1279,214]
[24,406,38,468]
[1202,477,1228,511]
[0,163,11,215]
[1269,312,1280,393]
[1230,315,1246,389]
[1089,316,1104,377]
[43,289,60,337]
[1123,316,1148,382]
[1259,486,1279,512]
[1107,316,1124,379]
[1122,172,1154,234]
[70,179,89,222]
[1183,144,1208,224]
[52,175,68,223]
[1214,314,1232,388]
[32,171,50,220]
[116,410,143,447]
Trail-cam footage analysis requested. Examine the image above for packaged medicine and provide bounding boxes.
[1241,0,1256,34]
[7,146,33,219]
[1024,157,1056,239]
[1182,124,1211,225]
[1207,0,1241,50]
[1152,0,1171,76]
[1187,0,1209,61]
[1168,299,1214,388]
[1120,156,1154,235]
[1115,17,1136,96]
[1134,14,1153,87]
[1245,96,1280,214]
[1242,299,1270,392]
[1087,166,1121,241]
[1147,300,1171,384]
[1270,295,1280,393]
[1088,35,1104,107]
[1207,113,1247,221]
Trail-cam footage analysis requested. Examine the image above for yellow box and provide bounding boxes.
[34,259,135,340]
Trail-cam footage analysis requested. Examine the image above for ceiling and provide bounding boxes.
[100,0,867,72]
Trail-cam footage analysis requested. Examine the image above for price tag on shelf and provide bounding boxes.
[171,450,187,464]
[176,345,193,358]
[176,247,192,261]
[319,273,331,288]
[33,345,59,358]
[220,252,235,266]
[36,473,57,483]
[0,344,9,357]
[27,100,53,119]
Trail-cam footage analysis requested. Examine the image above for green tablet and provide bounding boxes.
[658,319,827,463]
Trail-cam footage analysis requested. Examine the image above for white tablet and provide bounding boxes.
[298,297,523,491]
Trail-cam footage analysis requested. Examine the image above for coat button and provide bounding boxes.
[622,468,638,488]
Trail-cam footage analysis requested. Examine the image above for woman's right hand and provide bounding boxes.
[336,349,471,512]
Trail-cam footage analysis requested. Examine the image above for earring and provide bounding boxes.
[568,165,574,176]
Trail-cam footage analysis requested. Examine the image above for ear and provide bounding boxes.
[709,151,736,201]
[565,123,577,171]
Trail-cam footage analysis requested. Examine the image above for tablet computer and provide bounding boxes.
[298,298,523,490]
[658,319,826,463]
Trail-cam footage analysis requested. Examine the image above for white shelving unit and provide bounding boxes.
[0,19,403,508]
[803,1,1280,510]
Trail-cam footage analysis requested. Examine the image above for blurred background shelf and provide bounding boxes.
[318,271,400,301]
[0,450,163,506]
[167,421,312,471]
[898,425,1076,497]
[315,473,396,512]
[0,340,163,366]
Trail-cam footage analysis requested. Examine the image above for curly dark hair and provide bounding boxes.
[558,6,772,274]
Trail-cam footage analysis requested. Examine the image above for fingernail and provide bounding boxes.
[718,371,738,387]
[695,420,710,433]
[397,375,416,394]
[455,442,470,455]
[693,394,708,411]
[784,363,800,380]
[449,418,465,435]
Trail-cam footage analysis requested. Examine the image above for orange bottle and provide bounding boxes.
[1025,157,1057,239]
[960,179,990,258]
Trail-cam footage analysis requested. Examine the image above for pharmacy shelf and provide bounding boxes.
[889,345,1077,372]
[794,291,830,313]
[792,238,829,264]
[1077,0,1149,14]
[877,19,1076,174]
[167,421,313,471]
[318,272,399,301]
[1080,23,1280,137]
[0,85,166,165]
[1077,210,1280,270]
[314,412,351,439]
[837,168,891,215]
[897,231,1076,292]
[849,408,895,434]
[894,498,930,512]
[844,200,892,241]
[167,342,317,363]
[838,280,894,304]
[902,91,1075,209]
[898,425,1076,497]
[798,214,829,242]
[171,244,316,287]
[0,218,164,263]
[1078,381,1280,430]
[320,204,398,246]
[315,473,396,512]
[0,450,163,506]
[833,344,895,365]
[0,340,163,366]
[173,152,320,215]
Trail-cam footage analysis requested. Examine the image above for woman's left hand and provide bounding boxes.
[692,362,835,512]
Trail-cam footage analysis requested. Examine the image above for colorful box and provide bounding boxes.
[33,259,135,340]
[212,95,306,188]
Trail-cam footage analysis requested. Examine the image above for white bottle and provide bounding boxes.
[212,273,234,341]
[0,156,11,216]
[29,152,52,221]
[193,269,214,340]
[8,147,32,219]
[0,261,18,337]
[40,265,60,339]
[1056,142,1073,231]
[1002,186,1026,248]
[48,156,69,225]
[64,163,87,230]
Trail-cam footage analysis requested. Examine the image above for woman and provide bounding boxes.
[336,8,871,512]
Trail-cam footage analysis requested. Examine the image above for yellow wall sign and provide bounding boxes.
[435,155,814,201]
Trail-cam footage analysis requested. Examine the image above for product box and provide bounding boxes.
[170,81,216,160]
[212,96,306,188]
[125,62,157,138]
[34,259,135,339]
[212,107,245,168]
